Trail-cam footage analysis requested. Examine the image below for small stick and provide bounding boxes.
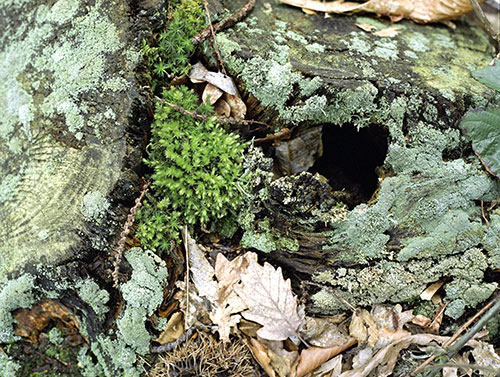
[202,0,227,75]
[254,128,292,145]
[192,0,256,47]
[155,95,272,128]
[112,180,150,288]
[481,200,490,228]
[412,293,499,375]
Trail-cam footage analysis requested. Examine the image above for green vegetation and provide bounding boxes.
[137,87,247,253]
[141,0,204,88]
[460,58,500,177]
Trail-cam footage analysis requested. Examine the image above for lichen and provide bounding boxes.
[77,279,110,318]
[0,274,35,343]
[81,191,110,224]
[0,349,20,377]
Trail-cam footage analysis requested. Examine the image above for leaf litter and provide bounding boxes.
[163,230,500,376]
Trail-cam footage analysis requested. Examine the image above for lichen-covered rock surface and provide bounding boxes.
[210,0,500,318]
[0,0,145,278]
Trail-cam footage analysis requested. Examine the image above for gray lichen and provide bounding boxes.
[81,191,110,224]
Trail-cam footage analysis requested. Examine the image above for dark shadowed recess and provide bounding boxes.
[311,123,389,208]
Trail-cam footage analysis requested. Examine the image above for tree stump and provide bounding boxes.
[208,0,500,320]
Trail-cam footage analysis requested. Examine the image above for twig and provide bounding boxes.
[183,225,190,334]
[202,0,227,75]
[254,128,292,145]
[192,0,256,47]
[412,292,500,376]
[305,281,356,312]
[481,200,490,228]
[470,0,500,54]
[112,180,150,288]
[155,95,272,128]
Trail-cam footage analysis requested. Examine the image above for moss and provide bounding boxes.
[0,273,35,343]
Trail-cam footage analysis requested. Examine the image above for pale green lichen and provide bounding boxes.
[0,273,35,343]
[77,279,110,318]
[48,327,64,345]
[0,350,20,377]
[81,191,110,224]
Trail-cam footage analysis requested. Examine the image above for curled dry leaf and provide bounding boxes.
[237,259,303,343]
[214,98,231,118]
[373,26,403,37]
[263,338,299,377]
[247,337,277,377]
[371,304,414,331]
[355,23,377,32]
[296,338,357,377]
[223,92,247,119]
[202,83,224,105]
[310,354,343,377]
[280,0,478,23]
[299,315,350,348]
[349,309,378,347]
[420,280,445,301]
[471,341,500,377]
[154,312,184,345]
[189,62,239,96]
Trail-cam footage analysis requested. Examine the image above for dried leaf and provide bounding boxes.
[302,7,318,14]
[247,337,276,377]
[420,280,445,301]
[471,341,500,377]
[443,366,458,377]
[154,312,184,345]
[373,26,403,37]
[412,314,431,327]
[280,0,477,23]
[224,92,247,119]
[214,98,231,118]
[355,23,377,32]
[237,259,303,343]
[263,339,299,377]
[202,83,224,105]
[310,354,343,377]
[184,231,249,341]
[189,62,239,96]
[299,315,350,347]
[296,338,357,377]
[349,309,378,347]
[14,299,81,343]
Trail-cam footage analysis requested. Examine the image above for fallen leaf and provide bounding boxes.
[310,354,343,377]
[202,83,224,105]
[224,92,247,119]
[420,280,445,301]
[189,61,239,96]
[154,312,184,345]
[247,337,276,377]
[443,366,458,377]
[296,338,357,377]
[237,259,303,343]
[280,0,477,23]
[264,339,299,377]
[471,341,500,377]
[412,314,431,327]
[349,309,378,347]
[355,23,377,32]
[299,315,350,347]
[373,26,403,37]
[214,98,231,117]
[13,299,81,343]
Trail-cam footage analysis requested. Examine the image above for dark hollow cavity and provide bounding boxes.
[311,123,389,208]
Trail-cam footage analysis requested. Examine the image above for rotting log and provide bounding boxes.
[207,0,500,320]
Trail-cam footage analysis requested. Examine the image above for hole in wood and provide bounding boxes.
[311,123,389,208]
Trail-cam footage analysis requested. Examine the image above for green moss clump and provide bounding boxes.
[136,86,247,253]
[142,0,204,83]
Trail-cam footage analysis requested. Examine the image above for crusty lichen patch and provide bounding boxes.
[0,0,140,277]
